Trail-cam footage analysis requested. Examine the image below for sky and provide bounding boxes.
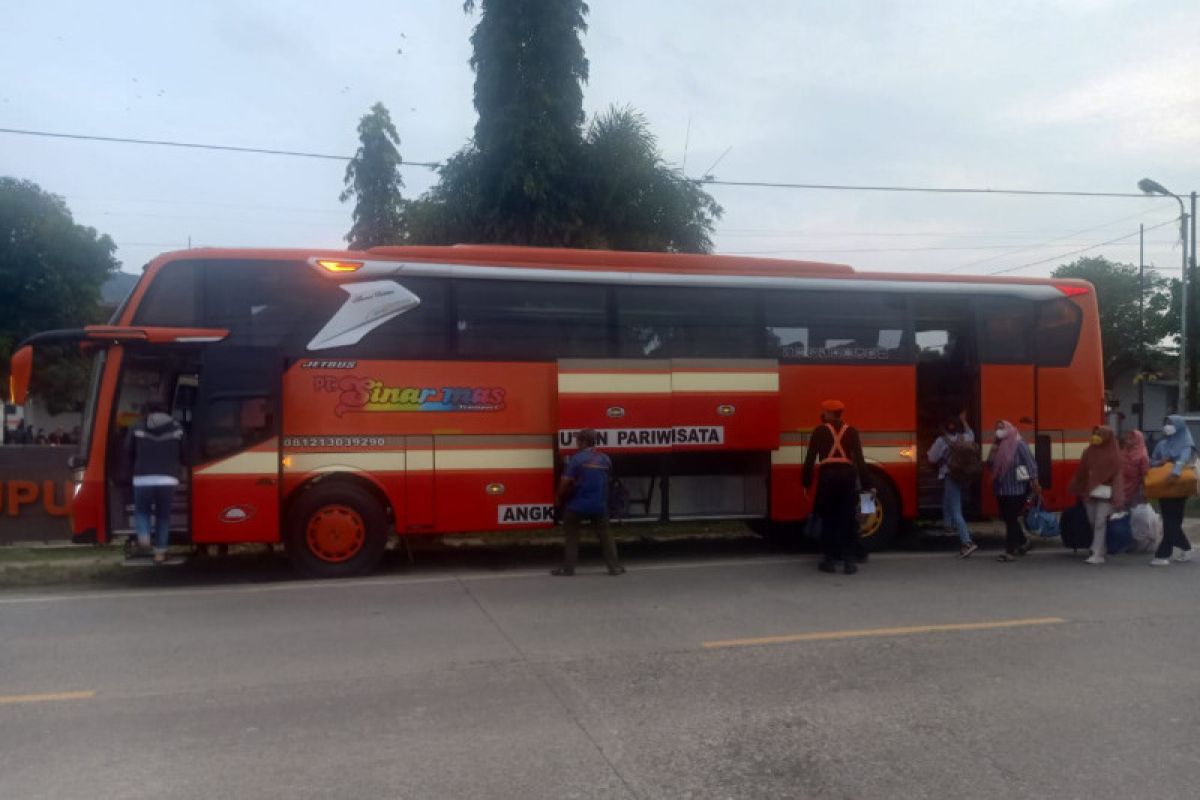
[3,0,1199,279]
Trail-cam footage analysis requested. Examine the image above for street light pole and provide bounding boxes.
[1138,178,1188,413]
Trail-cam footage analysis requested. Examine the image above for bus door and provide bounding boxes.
[975,298,1037,516]
[190,347,283,543]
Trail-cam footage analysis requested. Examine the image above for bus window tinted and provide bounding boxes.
[455,280,608,359]
[320,277,450,359]
[765,292,909,363]
[1036,298,1083,366]
[205,261,334,347]
[976,297,1033,363]
[134,261,201,327]
[616,286,760,358]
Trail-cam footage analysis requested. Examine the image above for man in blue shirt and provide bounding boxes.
[552,429,624,576]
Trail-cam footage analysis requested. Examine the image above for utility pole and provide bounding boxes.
[1191,191,1198,410]
[1139,223,1145,432]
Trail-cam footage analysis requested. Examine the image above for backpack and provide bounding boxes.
[1060,501,1092,550]
[944,437,983,483]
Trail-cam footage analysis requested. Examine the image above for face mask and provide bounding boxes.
[1163,424,1177,437]
[1090,435,1103,446]
[995,428,1008,440]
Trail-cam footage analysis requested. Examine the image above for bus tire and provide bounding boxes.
[285,482,388,578]
[859,469,901,552]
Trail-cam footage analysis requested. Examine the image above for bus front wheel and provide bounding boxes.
[286,482,389,578]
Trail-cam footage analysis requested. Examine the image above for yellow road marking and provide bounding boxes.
[703,617,1066,649]
[0,690,95,705]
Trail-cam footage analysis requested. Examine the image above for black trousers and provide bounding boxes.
[817,467,864,563]
[561,510,621,571]
[996,494,1027,555]
[1156,497,1192,559]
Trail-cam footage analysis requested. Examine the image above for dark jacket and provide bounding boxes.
[802,421,868,488]
[124,413,186,480]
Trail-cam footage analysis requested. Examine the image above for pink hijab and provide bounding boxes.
[990,420,1021,478]
[1118,430,1149,509]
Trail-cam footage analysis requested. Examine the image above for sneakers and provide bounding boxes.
[1149,558,1171,567]
[1173,548,1193,563]
[1084,554,1105,565]
[959,542,979,559]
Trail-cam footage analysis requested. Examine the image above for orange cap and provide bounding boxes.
[820,399,845,412]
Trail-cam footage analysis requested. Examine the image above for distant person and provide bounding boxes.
[34,428,47,445]
[1149,415,1196,566]
[803,399,870,575]
[123,401,186,564]
[927,411,980,558]
[551,429,624,577]
[48,428,64,446]
[1069,426,1123,565]
[1118,430,1150,511]
[986,420,1040,562]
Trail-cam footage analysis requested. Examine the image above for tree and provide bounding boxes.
[0,178,118,413]
[1052,256,1177,388]
[340,102,407,249]
[578,106,721,252]
[408,1,721,252]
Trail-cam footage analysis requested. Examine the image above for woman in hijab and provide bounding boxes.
[1069,426,1123,564]
[1118,430,1150,511]
[1149,414,1196,566]
[987,420,1040,562]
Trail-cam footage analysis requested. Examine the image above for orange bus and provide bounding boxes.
[11,245,1103,576]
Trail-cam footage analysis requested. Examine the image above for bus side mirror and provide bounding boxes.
[1035,434,1053,490]
[9,345,32,405]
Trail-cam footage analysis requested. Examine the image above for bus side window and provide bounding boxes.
[455,279,608,360]
[201,396,273,461]
[975,297,1033,364]
[616,286,760,358]
[1036,298,1083,367]
[765,292,910,363]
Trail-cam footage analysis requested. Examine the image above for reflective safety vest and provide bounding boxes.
[820,423,852,465]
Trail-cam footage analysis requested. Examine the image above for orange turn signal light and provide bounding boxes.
[317,259,364,273]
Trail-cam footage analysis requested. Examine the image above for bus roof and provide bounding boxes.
[141,244,1093,292]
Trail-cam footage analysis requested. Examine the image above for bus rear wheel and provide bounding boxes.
[286,482,388,578]
[859,470,901,552]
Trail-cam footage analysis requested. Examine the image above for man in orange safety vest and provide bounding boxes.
[802,399,871,575]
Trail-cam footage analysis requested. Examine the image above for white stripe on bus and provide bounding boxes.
[671,372,779,393]
[558,372,671,394]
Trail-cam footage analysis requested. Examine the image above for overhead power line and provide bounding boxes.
[0,126,1167,198]
[0,126,442,169]
[986,218,1180,275]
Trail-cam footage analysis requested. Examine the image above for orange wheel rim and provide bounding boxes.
[305,505,366,563]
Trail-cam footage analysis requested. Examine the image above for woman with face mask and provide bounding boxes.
[1149,415,1196,566]
[1068,426,1123,564]
[987,420,1040,562]
[1118,430,1150,511]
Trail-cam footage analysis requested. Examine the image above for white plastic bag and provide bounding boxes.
[1130,503,1162,553]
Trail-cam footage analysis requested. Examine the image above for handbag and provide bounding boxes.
[1106,512,1133,555]
[1144,463,1200,499]
[1024,498,1061,539]
[1088,484,1112,501]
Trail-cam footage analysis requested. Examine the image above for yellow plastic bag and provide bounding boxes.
[1144,463,1200,499]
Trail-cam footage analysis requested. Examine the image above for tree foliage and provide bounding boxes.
[0,177,118,413]
[1052,256,1177,388]
[409,1,721,252]
[340,102,407,249]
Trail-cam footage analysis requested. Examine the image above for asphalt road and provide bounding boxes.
[2,542,1199,799]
